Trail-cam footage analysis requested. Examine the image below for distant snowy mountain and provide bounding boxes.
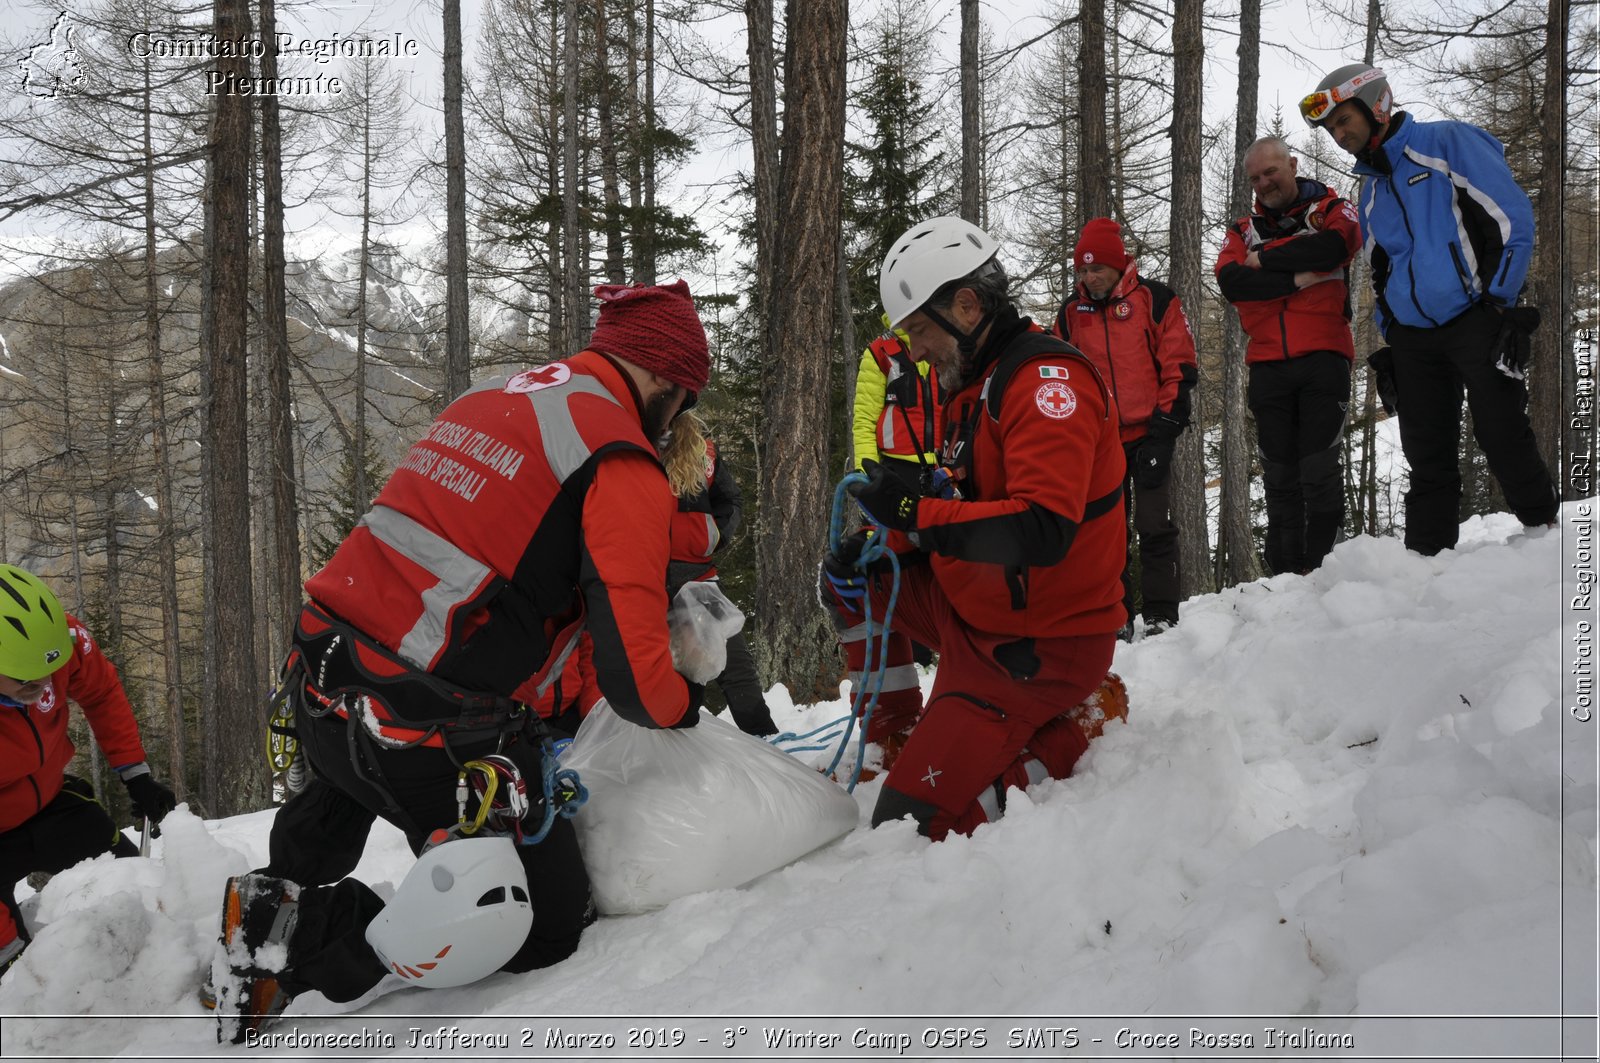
[0,504,1589,1060]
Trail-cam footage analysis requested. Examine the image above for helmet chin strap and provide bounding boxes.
[923,304,996,382]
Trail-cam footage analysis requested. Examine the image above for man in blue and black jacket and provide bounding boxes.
[1303,63,1556,555]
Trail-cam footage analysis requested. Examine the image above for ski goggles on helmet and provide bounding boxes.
[1299,67,1386,124]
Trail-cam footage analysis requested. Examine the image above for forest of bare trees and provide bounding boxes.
[0,0,1593,816]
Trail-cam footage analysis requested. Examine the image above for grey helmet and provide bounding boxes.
[1301,63,1393,128]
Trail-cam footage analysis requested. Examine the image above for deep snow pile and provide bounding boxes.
[0,507,1589,1059]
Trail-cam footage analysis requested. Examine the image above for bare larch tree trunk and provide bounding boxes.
[595,1,627,284]
[1077,0,1111,222]
[562,0,587,346]
[756,0,846,702]
[202,0,264,817]
[959,0,980,222]
[1530,0,1570,488]
[746,0,779,340]
[1168,0,1211,600]
[444,0,471,397]
[1215,0,1264,587]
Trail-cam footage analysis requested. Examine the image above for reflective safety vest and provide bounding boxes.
[306,351,659,707]
[866,336,942,462]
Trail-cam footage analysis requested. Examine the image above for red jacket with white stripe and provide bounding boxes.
[1215,179,1360,363]
[667,437,740,592]
[306,350,693,728]
[1051,268,1198,444]
[0,617,146,832]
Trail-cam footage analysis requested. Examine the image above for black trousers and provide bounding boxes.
[0,776,137,945]
[1121,440,1180,624]
[262,707,593,1003]
[1247,352,1351,575]
[713,630,772,733]
[1388,304,1558,555]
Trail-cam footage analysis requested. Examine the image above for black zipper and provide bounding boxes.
[1384,170,1442,328]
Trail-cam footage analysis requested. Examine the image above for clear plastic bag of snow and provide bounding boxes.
[667,581,744,683]
[564,701,860,914]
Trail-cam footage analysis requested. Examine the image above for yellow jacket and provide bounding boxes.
[852,331,940,469]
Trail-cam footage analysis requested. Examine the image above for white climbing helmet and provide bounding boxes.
[364,833,532,988]
[878,216,1002,328]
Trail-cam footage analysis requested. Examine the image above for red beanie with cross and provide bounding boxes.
[1074,218,1129,273]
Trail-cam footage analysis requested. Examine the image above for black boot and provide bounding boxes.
[213,874,302,1044]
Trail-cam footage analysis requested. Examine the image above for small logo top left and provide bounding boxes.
[20,12,84,98]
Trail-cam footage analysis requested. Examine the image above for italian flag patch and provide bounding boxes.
[1038,365,1071,379]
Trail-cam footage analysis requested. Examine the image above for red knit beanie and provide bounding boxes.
[587,280,710,394]
[1074,218,1128,272]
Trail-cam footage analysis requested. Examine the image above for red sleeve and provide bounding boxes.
[580,451,691,727]
[1153,295,1198,411]
[1325,196,1362,260]
[1215,223,1249,276]
[61,616,147,769]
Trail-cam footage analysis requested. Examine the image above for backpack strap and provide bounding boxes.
[980,331,1111,422]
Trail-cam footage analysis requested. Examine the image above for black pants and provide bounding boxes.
[713,630,774,734]
[1121,440,1180,624]
[261,706,593,1003]
[0,776,137,944]
[1247,352,1351,575]
[1388,304,1558,555]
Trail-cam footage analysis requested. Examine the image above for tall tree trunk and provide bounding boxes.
[756,0,846,702]
[1355,0,1382,535]
[1215,0,1263,587]
[546,4,566,355]
[746,0,779,343]
[355,104,373,514]
[142,50,186,800]
[259,0,301,665]
[640,0,658,285]
[1077,0,1111,221]
[444,0,472,398]
[959,0,980,222]
[202,0,264,817]
[562,0,587,345]
[1168,0,1211,600]
[1531,0,1569,488]
[594,0,627,284]
[625,0,645,281]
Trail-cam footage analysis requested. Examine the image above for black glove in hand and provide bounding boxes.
[1367,347,1399,415]
[123,772,177,825]
[1144,409,1185,441]
[847,459,919,532]
[1134,435,1175,490]
[1492,305,1541,381]
[669,682,703,729]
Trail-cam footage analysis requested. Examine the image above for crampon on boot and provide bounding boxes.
[1067,672,1129,741]
[211,873,301,1045]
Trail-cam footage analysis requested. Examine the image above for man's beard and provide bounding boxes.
[643,387,681,441]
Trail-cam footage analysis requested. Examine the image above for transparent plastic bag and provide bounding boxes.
[563,700,860,914]
[667,580,745,683]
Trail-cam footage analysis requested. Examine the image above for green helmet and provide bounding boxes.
[0,566,73,683]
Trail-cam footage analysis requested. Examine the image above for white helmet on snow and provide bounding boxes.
[878,216,1002,328]
[365,834,532,988]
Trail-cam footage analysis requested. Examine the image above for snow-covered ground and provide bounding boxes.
[0,506,1591,1061]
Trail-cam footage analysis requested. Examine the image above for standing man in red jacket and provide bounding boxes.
[1053,218,1197,637]
[212,282,710,1038]
[1216,136,1360,574]
[821,217,1128,842]
[0,565,176,977]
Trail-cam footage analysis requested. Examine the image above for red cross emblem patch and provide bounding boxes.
[505,363,572,394]
[1035,381,1078,420]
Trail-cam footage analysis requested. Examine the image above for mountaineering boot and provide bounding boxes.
[1067,672,1129,742]
[212,873,301,1044]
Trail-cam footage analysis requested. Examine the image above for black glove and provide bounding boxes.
[1367,347,1399,415]
[847,459,920,532]
[735,707,780,738]
[669,682,704,729]
[1491,305,1541,381]
[821,530,872,606]
[1134,435,1174,490]
[122,772,177,825]
[1144,409,1185,441]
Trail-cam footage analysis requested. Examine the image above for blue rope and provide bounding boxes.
[519,738,589,846]
[816,473,903,793]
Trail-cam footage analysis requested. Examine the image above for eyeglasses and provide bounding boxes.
[1299,67,1385,124]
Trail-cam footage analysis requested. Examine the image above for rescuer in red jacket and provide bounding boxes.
[0,566,176,978]
[1053,218,1197,637]
[212,281,711,1033]
[1216,135,1360,574]
[821,217,1128,842]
